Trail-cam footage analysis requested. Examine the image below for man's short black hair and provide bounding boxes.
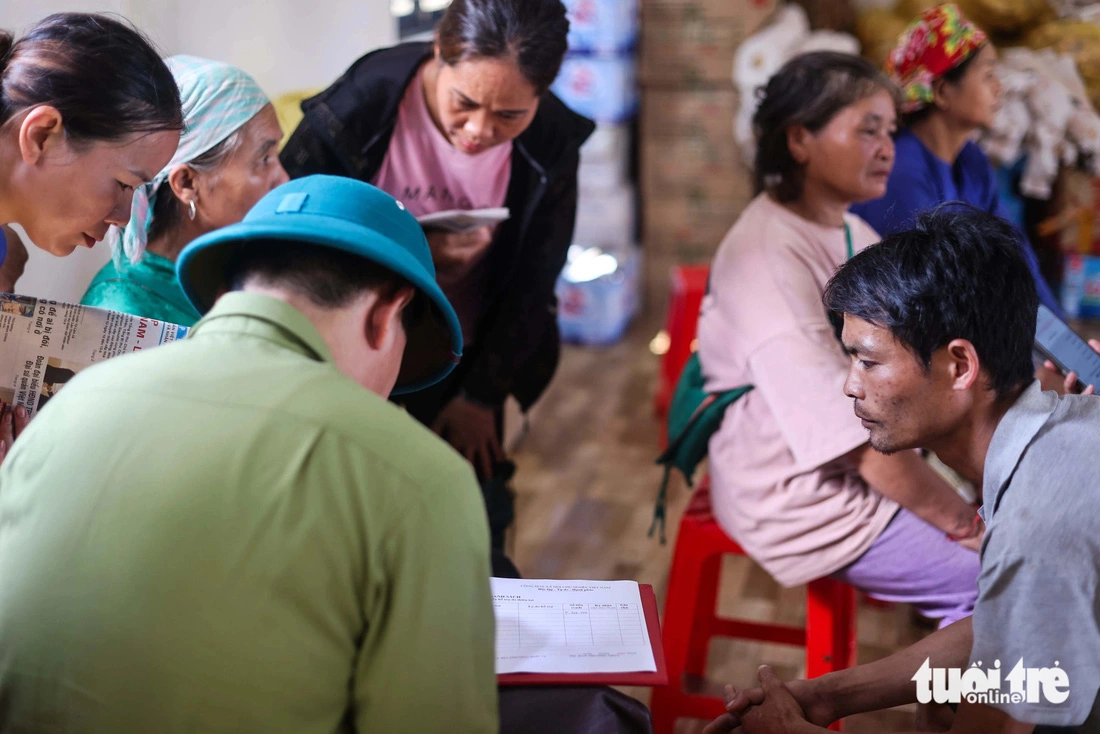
[823,204,1037,397]
[224,240,424,330]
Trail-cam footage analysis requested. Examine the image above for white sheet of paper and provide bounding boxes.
[416,207,510,233]
[491,577,658,675]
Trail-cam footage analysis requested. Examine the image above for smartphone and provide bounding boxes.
[1034,304,1100,390]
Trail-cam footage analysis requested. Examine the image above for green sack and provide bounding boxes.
[650,352,752,542]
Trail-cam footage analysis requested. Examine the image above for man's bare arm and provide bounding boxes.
[852,445,980,547]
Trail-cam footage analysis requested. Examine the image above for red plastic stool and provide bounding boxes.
[650,483,856,733]
[654,264,710,422]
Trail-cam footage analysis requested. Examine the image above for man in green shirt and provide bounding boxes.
[0,175,498,733]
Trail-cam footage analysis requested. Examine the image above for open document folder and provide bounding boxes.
[492,577,668,686]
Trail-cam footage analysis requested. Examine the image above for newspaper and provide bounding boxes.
[0,293,188,418]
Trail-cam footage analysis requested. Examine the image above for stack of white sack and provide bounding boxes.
[980,47,1100,200]
[731,4,861,169]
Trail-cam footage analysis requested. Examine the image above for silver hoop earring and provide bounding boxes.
[188,200,197,221]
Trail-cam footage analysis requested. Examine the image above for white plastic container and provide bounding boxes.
[552,54,637,124]
[562,0,639,54]
[556,244,640,345]
[578,123,631,190]
[572,183,636,248]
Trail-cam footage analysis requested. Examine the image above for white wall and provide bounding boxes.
[5,0,396,302]
[163,0,397,99]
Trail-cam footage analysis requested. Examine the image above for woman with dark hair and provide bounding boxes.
[0,12,183,463]
[281,0,594,542]
[697,51,981,627]
[851,4,1062,315]
[0,13,183,258]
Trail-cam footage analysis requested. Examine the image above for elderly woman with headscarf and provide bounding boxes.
[81,55,288,326]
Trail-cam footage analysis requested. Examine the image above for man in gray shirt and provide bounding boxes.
[969,380,1100,730]
[705,206,1100,733]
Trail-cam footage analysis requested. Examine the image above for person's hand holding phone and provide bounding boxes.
[1037,337,1100,395]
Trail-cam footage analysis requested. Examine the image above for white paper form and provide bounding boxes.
[491,577,658,675]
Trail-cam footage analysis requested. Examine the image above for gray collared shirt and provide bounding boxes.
[973,381,1100,731]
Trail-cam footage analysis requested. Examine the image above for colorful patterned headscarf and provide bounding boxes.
[109,55,269,265]
[887,4,988,114]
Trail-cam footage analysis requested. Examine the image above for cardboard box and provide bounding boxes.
[641,88,737,149]
[563,0,639,54]
[640,87,753,260]
[642,173,754,262]
[639,0,778,86]
[1049,167,1100,255]
[640,88,746,191]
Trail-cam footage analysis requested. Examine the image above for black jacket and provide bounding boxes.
[281,42,595,410]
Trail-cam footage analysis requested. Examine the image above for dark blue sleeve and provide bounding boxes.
[996,198,1065,318]
[0,226,7,269]
[851,163,942,237]
[978,157,1066,317]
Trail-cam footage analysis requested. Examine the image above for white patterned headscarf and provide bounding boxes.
[108,55,269,265]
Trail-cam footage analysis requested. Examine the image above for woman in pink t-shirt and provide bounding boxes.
[282,0,594,547]
[697,52,982,630]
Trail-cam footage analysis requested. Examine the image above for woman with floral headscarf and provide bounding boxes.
[81,55,288,326]
[852,4,1063,316]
